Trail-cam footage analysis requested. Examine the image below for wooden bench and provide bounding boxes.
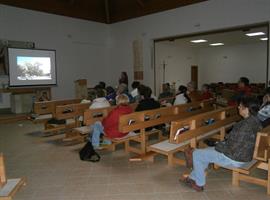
[81,103,139,151]
[45,102,91,138]
[0,154,26,200]
[31,99,83,134]
[118,99,216,156]
[220,125,270,194]
[32,98,82,121]
[147,106,240,166]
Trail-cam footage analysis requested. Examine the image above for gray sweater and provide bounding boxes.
[215,115,262,162]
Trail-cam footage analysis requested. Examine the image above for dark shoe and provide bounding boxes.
[184,147,194,169]
[179,176,204,192]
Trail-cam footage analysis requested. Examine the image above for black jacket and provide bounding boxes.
[135,98,160,112]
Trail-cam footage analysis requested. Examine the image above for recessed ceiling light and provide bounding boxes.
[210,43,224,46]
[190,39,207,43]
[260,37,268,41]
[245,32,265,36]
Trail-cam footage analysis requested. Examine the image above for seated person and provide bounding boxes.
[136,86,160,111]
[131,81,141,102]
[229,77,251,105]
[102,94,133,139]
[187,81,200,102]
[158,83,174,100]
[90,89,110,109]
[180,96,262,191]
[117,83,134,102]
[199,84,213,101]
[174,85,191,105]
[99,81,106,90]
[90,94,133,149]
[105,86,116,105]
[258,87,270,127]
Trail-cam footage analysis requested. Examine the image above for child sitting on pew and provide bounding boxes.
[90,94,133,148]
[180,96,262,191]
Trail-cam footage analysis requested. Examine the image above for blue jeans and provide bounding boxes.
[189,147,245,186]
[90,121,104,149]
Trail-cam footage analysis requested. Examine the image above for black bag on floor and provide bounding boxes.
[79,141,101,162]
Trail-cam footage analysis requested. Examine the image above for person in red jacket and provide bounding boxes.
[199,84,213,101]
[102,94,133,139]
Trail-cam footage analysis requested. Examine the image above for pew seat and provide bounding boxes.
[0,154,26,200]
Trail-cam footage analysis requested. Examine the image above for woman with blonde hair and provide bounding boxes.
[102,94,133,138]
[91,94,133,148]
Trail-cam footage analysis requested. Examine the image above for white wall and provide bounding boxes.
[155,42,198,94]
[198,42,267,87]
[0,4,110,101]
[110,0,270,94]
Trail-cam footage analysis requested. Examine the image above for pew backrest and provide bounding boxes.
[119,99,216,133]
[253,125,270,162]
[34,98,82,116]
[55,102,91,120]
[169,106,240,144]
[83,103,138,126]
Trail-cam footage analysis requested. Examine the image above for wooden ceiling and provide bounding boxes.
[0,0,207,24]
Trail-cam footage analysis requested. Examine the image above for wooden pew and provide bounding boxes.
[147,106,240,166]
[119,99,216,155]
[31,98,82,134]
[69,103,138,145]
[33,98,82,120]
[44,102,91,137]
[0,153,26,200]
[222,125,270,195]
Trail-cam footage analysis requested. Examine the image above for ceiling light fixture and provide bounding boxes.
[245,32,265,36]
[260,37,268,41]
[210,43,224,46]
[190,39,207,43]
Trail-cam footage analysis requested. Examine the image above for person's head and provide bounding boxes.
[131,81,140,89]
[117,83,128,95]
[238,96,260,118]
[178,85,187,94]
[106,86,115,95]
[121,72,128,79]
[187,81,196,92]
[142,87,152,99]
[116,94,129,106]
[238,77,249,88]
[96,88,105,98]
[162,83,171,92]
[202,84,210,92]
[99,81,106,89]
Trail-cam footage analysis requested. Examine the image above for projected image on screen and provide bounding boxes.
[17,56,51,80]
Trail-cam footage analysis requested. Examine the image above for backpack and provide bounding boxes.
[79,141,101,162]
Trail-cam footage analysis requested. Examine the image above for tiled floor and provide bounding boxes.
[0,121,269,200]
